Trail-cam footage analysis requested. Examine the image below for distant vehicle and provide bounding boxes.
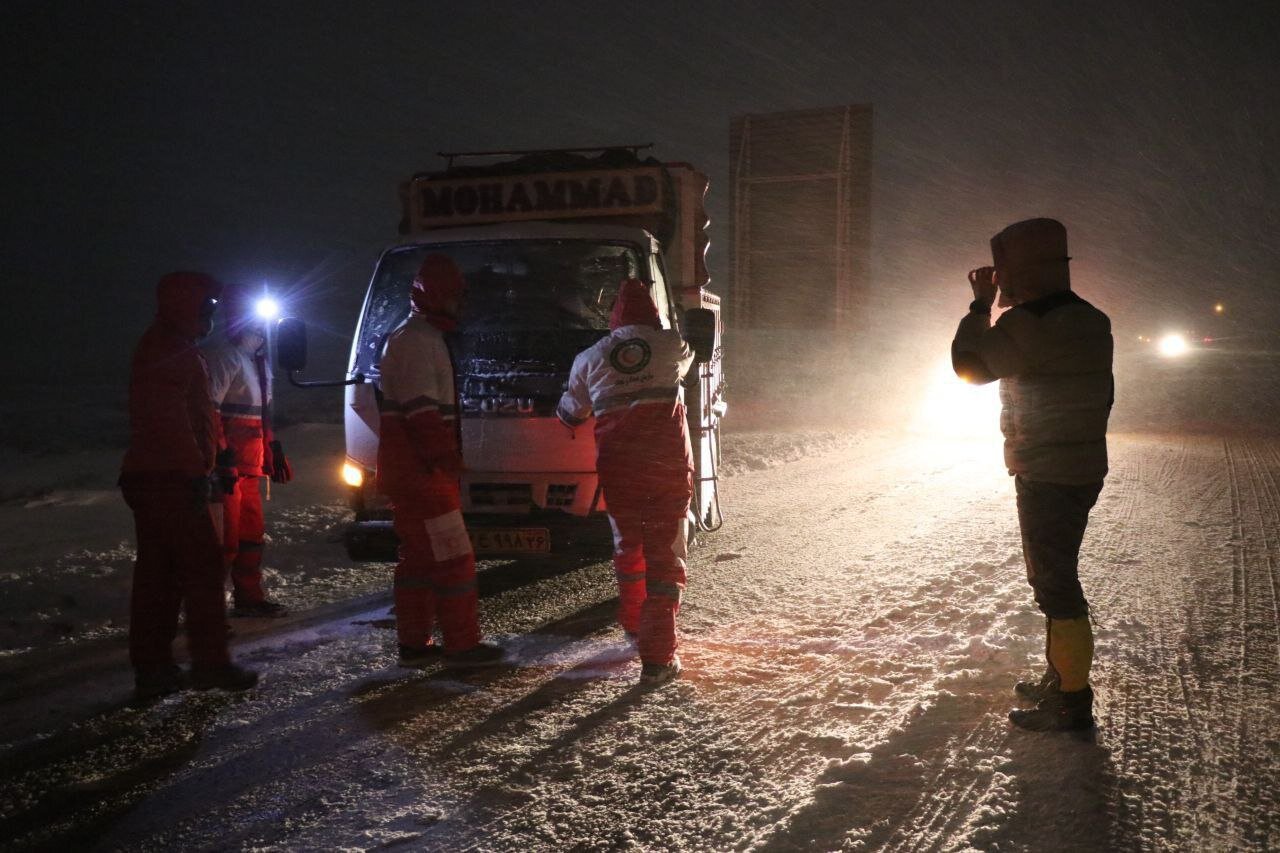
[279,147,725,559]
[1136,331,1216,358]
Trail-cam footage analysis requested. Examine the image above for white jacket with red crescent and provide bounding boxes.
[557,324,693,428]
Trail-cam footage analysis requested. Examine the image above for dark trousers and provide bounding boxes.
[123,486,231,671]
[1014,476,1103,620]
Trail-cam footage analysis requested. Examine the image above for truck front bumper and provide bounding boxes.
[343,509,613,562]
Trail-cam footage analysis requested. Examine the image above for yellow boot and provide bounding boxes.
[1009,617,1095,731]
[1048,616,1093,693]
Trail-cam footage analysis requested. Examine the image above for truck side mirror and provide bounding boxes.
[684,308,717,364]
[276,317,309,373]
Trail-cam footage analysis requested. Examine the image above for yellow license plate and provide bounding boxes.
[470,528,551,553]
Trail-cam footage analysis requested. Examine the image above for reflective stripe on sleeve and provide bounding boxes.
[402,395,443,417]
[557,401,590,427]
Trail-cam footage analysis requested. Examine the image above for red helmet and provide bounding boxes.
[410,254,466,328]
[609,278,661,330]
[157,271,222,340]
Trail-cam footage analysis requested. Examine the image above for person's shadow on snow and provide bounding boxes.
[1000,721,1114,850]
[350,596,624,734]
[755,691,1115,852]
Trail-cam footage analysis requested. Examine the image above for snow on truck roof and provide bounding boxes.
[389,221,659,250]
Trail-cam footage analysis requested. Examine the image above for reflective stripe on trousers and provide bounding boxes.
[391,490,481,653]
[607,493,689,666]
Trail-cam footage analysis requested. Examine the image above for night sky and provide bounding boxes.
[4,1,1278,384]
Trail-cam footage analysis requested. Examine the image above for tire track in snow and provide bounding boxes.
[1092,436,1279,851]
[1242,439,1280,665]
[1098,437,1228,849]
[1223,439,1280,848]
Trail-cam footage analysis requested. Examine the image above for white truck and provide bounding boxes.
[279,146,725,558]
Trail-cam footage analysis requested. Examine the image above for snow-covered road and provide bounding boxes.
[2,428,1278,851]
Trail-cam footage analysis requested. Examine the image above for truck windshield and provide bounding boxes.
[354,239,644,374]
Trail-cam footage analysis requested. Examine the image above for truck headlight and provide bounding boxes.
[341,462,365,488]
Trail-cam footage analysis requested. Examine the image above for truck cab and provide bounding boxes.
[329,148,725,558]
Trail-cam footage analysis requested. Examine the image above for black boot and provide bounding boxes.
[230,598,288,618]
[1009,686,1094,732]
[134,664,188,701]
[639,655,683,686]
[1014,665,1061,703]
[443,641,505,669]
[398,643,444,668]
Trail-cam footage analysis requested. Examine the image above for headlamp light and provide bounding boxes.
[255,297,281,321]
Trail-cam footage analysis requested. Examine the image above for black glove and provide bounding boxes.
[215,448,238,495]
[267,439,293,484]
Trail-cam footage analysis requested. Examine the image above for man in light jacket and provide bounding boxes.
[952,218,1113,731]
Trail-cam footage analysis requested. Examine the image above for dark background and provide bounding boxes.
[3,0,1277,390]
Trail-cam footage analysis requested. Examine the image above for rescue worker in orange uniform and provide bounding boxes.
[204,285,293,617]
[377,254,503,668]
[120,271,259,700]
[558,279,695,684]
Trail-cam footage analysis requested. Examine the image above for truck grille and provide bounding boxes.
[545,484,578,508]
[469,483,533,508]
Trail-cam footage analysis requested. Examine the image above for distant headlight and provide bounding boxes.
[1157,333,1189,358]
[341,462,365,488]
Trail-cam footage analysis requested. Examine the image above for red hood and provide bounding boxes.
[609,278,661,330]
[411,253,466,332]
[156,271,221,340]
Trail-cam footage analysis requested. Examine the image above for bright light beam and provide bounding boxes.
[909,356,1002,440]
[255,296,281,321]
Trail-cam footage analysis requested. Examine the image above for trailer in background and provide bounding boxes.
[729,105,873,331]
